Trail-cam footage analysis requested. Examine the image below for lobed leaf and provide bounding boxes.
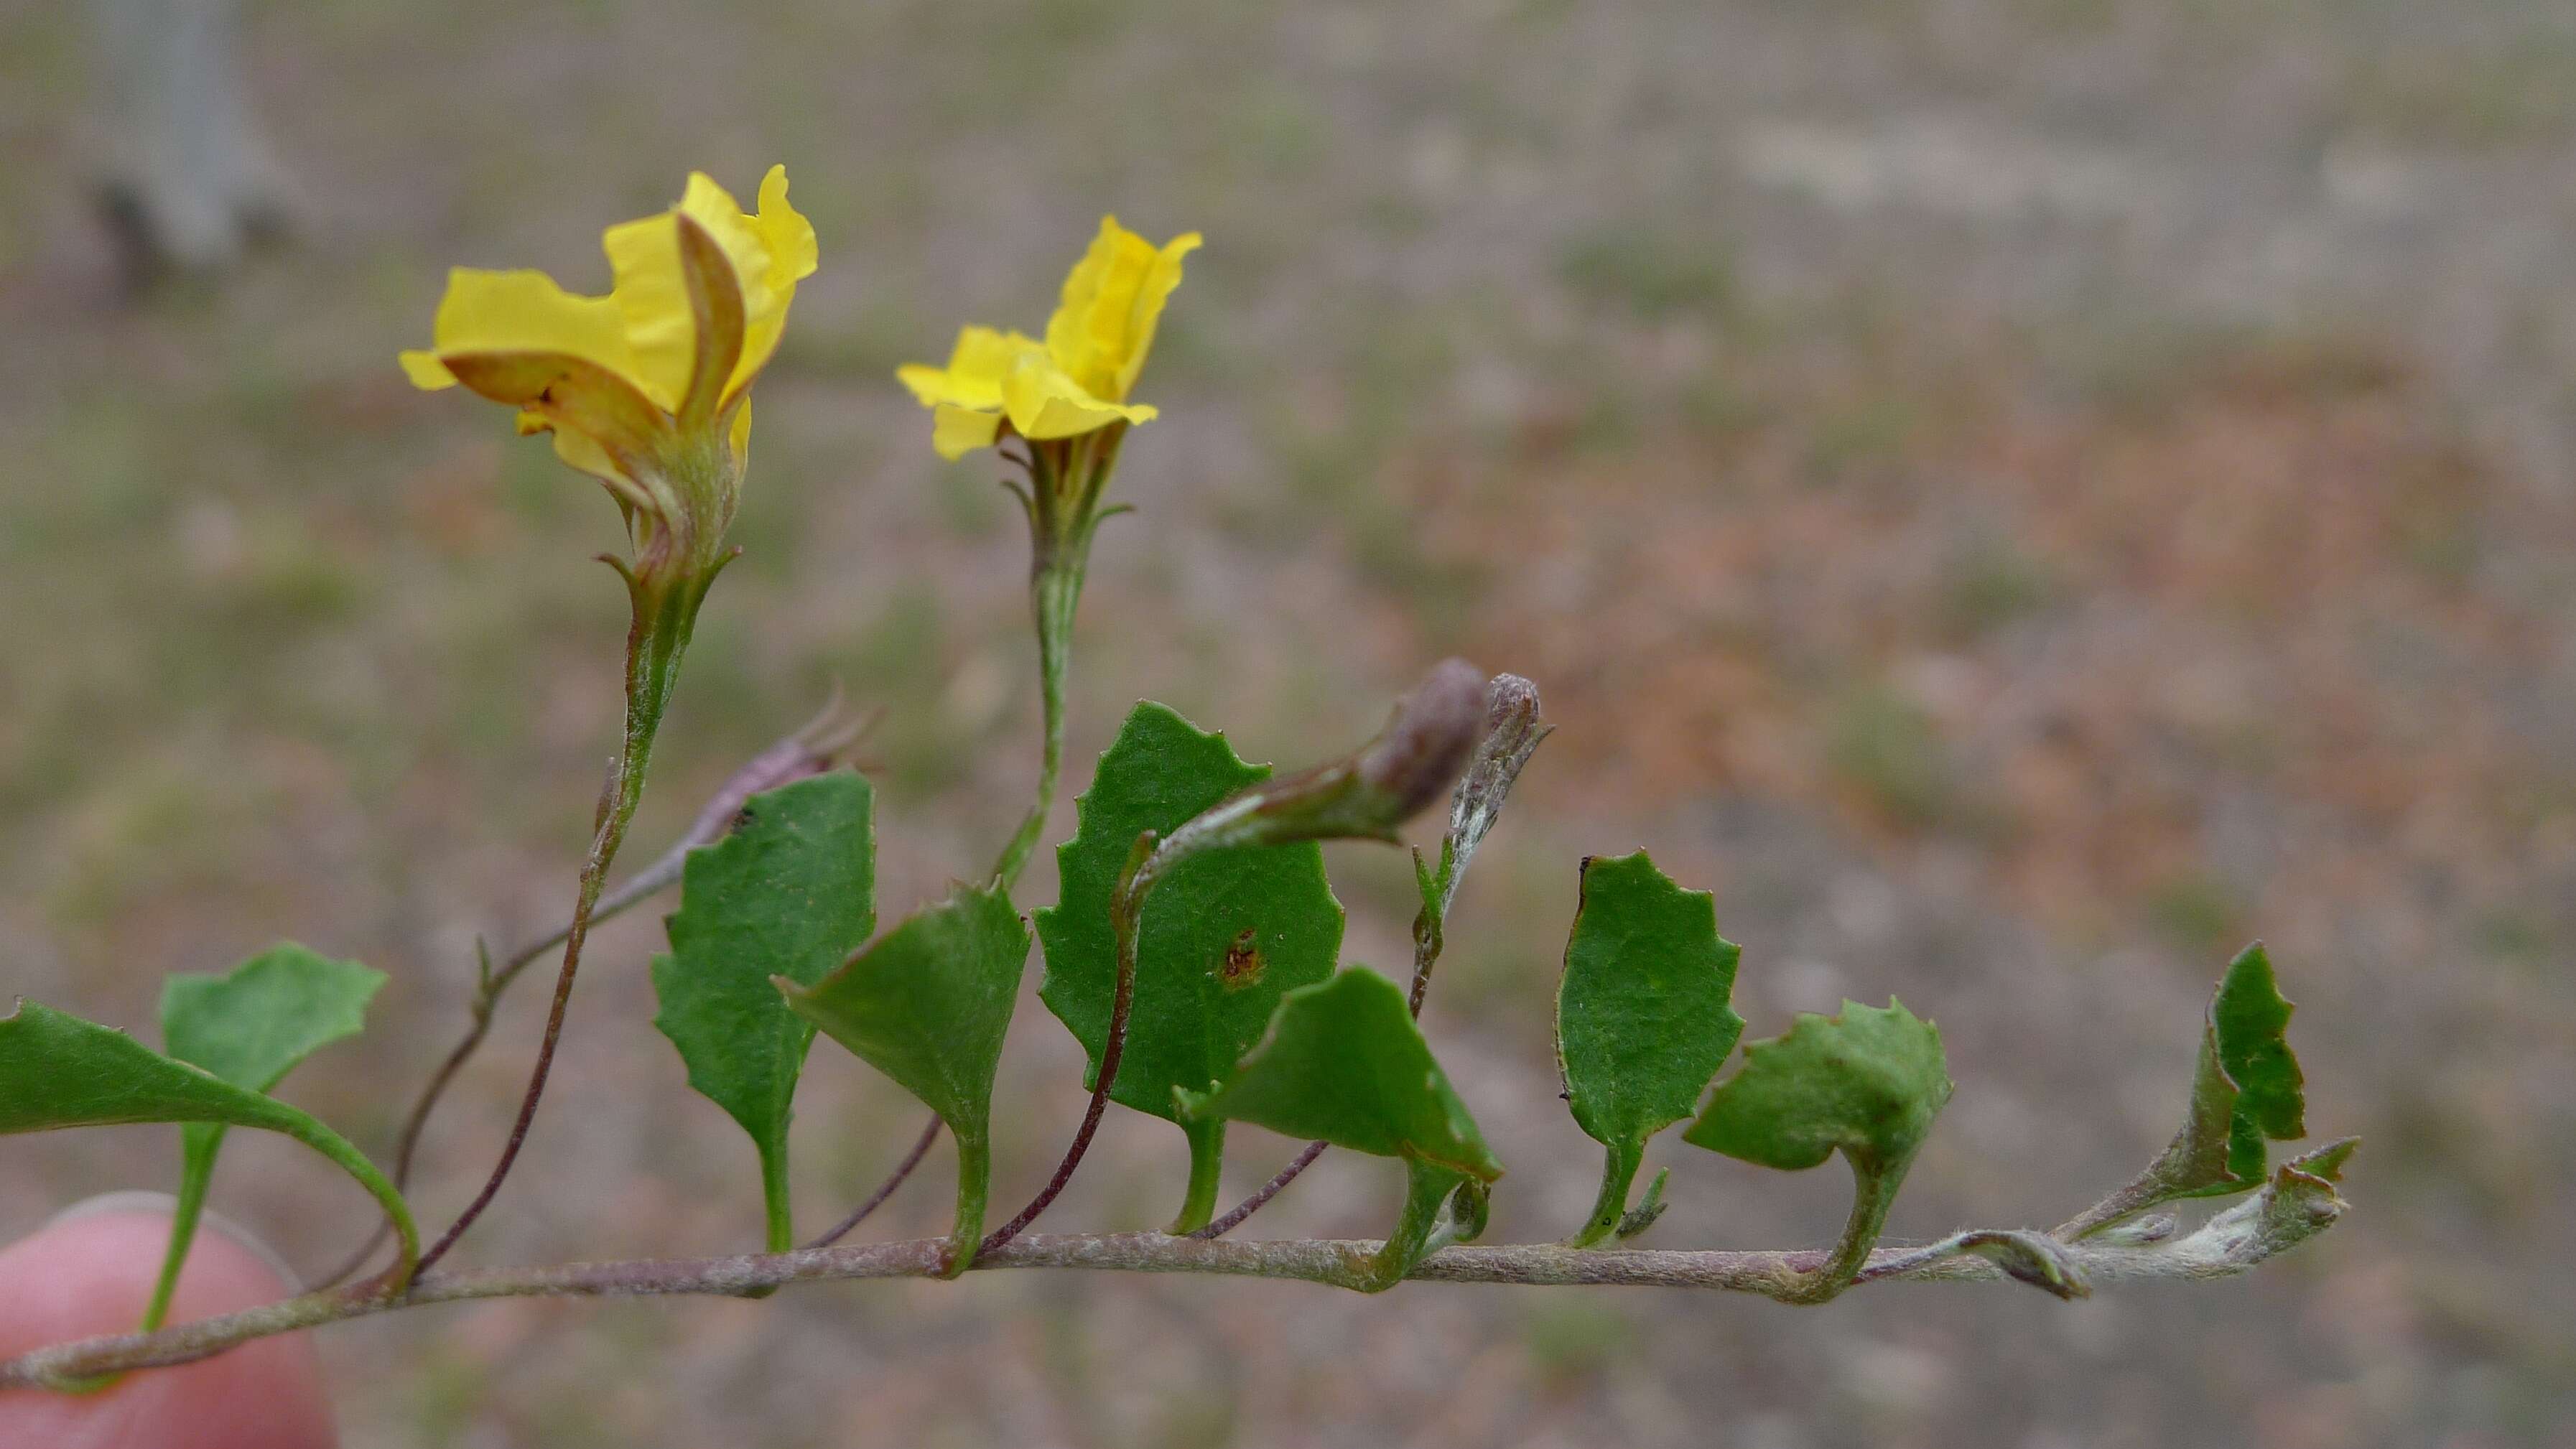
[781,884,1028,1140]
[162,944,386,1096]
[1554,851,1742,1243]
[1684,998,1951,1174]
[0,998,417,1279]
[1037,702,1344,1224]
[149,944,386,1329]
[2213,943,2304,1181]
[1178,968,1499,1292]
[782,883,1030,1271]
[2053,945,2319,1239]
[651,772,876,1250]
[1176,967,1499,1182]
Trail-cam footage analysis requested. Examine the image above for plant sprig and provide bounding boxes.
[0,187,2353,1403]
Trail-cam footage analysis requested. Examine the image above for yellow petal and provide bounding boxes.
[931,403,1005,460]
[399,350,459,389]
[1002,354,1156,441]
[1043,218,1201,402]
[597,168,816,414]
[899,327,1044,411]
[752,165,818,295]
[414,267,640,393]
[600,213,706,414]
[700,168,812,403]
[549,422,631,487]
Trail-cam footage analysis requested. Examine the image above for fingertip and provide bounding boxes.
[0,1199,337,1449]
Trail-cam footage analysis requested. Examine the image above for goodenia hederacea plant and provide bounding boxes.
[1035,703,1345,1231]
[0,197,2369,1398]
[780,885,1031,1275]
[1554,851,1743,1247]
[651,773,877,1254]
[1685,999,1954,1303]
[142,944,387,1332]
[1179,969,1503,1292]
[2056,944,2310,1239]
[0,1000,417,1287]
[397,166,817,1273]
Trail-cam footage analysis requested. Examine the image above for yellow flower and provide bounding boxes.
[399,166,817,572]
[898,218,1200,461]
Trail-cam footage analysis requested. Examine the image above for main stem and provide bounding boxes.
[411,575,700,1277]
[1,1168,2346,1394]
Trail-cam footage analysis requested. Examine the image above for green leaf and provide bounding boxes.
[146,944,385,1331]
[1554,851,1743,1245]
[1178,968,1500,1175]
[2213,943,2305,1180]
[2059,943,2312,1239]
[1037,702,1345,1230]
[780,883,1030,1272]
[1178,968,1499,1292]
[162,944,386,1094]
[1685,999,1952,1303]
[0,998,417,1282]
[1685,998,1951,1173]
[652,772,875,1252]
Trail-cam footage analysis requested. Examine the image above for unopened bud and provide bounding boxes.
[1355,658,1489,826]
[1156,659,1491,862]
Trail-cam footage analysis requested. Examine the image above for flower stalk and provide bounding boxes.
[414,564,716,1275]
[394,166,816,1274]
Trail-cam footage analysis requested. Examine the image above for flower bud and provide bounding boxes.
[1356,658,1490,826]
[1155,659,1490,862]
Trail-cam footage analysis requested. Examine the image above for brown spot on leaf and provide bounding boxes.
[1219,929,1265,990]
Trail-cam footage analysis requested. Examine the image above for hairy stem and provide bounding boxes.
[0,1163,2348,1393]
[411,572,705,1277]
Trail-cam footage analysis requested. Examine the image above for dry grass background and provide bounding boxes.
[4,1,2575,1445]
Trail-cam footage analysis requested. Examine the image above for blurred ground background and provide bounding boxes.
[4,1,2574,1445]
